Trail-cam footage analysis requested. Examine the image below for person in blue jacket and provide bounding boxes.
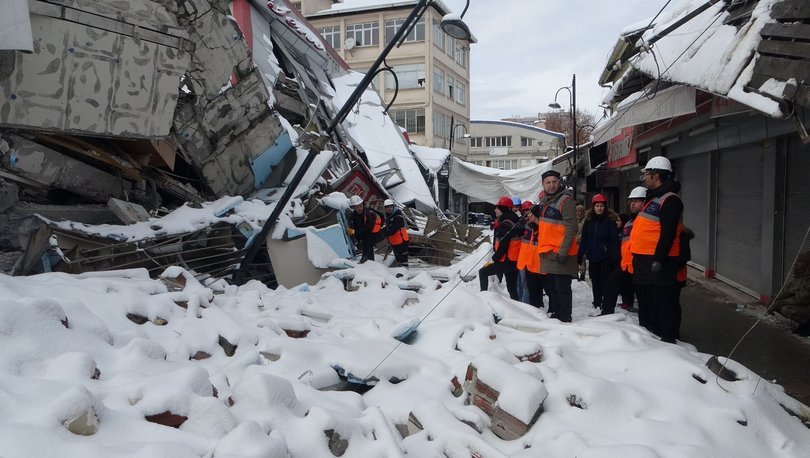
[577,193,621,311]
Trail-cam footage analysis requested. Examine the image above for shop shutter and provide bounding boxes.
[676,154,710,268]
[716,146,763,293]
[782,138,810,282]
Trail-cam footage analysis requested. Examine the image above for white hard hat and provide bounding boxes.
[383,199,394,207]
[642,156,672,172]
[348,195,363,206]
[628,186,647,199]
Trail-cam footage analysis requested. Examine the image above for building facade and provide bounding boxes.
[466,120,565,169]
[297,0,474,158]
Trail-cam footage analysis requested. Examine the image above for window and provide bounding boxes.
[385,17,425,43]
[455,42,466,67]
[445,36,455,59]
[433,66,444,94]
[317,25,341,50]
[391,108,426,133]
[446,75,455,99]
[346,22,379,47]
[485,136,512,147]
[432,19,444,51]
[455,82,466,105]
[521,136,534,147]
[432,111,451,138]
[385,64,426,90]
[470,137,483,147]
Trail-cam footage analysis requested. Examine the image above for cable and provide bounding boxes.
[362,197,553,380]
[646,0,674,31]
[712,222,810,394]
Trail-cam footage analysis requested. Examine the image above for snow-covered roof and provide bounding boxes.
[409,145,450,174]
[471,120,566,139]
[602,0,787,117]
[330,71,437,210]
[448,157,552,204]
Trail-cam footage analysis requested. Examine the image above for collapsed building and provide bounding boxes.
[0,0,485,284]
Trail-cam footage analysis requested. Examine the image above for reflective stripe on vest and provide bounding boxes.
[620,218,635,273]
[371,213,382,234]
[629,192,681,256]
[386,214,409,245]
[537,194,579,255]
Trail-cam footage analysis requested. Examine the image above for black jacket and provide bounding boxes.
[350,207,380,239]
[492,209,520,262]
[577,211,620,263]
[633,181,684,285]
[383,208,406,237]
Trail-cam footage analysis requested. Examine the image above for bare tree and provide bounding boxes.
[543,109,596,147]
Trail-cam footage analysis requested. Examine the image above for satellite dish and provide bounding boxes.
[344,37,356,50]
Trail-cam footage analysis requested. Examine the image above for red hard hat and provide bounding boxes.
[520,201,533,211]
[497,196,513,207]
[592,193,608,204]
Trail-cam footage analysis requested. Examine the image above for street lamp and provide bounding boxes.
[449,123,470,151]
[549,74,577,200]
[234,0,472,284]
[441,0,472,40]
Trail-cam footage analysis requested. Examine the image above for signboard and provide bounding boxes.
[607,127,637,168]
[334,169,385,208]
[488,147,508,156]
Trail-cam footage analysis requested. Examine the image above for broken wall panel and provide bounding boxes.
[0,1,192,138]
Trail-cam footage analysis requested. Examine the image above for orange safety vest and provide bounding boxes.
[677,265,687,282]
[386,214,409,245]
[630,192,681,257]
[367,211,382,234]
[494,220,522,262]
[537,193,579,256]
[620,217,635,273]
[517,225,542,273]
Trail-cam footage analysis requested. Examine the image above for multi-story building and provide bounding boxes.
[296,0,474,158]
[466,120,565,169]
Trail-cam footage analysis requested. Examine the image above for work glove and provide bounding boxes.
[347,228,355,237]
[557,254,568,264]
[651,261,662,273]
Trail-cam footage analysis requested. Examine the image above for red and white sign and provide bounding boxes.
[607,127,637,168]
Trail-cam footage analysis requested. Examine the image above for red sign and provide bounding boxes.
[607,127,638,168]
[335,170,385,208]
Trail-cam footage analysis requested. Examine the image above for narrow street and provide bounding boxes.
[680,275,810,406]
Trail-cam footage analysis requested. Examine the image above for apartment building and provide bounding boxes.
[467,120,565,169]
[296,0,474,158]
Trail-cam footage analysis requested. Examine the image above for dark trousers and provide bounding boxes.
[545,273,573,322]
[479,261,519,300]
[588,258,618,309]
[525,271,546,309]
[391,242,409,263]
[635,284,681,343]
[602,269,634,315]
[359,235,375,262]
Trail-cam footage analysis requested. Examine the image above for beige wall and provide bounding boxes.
[301,1,472,157]
[467,122,565,169]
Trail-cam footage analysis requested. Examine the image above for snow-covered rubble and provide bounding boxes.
[1,248,809,456]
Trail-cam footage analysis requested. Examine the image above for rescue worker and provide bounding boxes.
[630,156,684,343]
[348,194,382,263]
[517,200,535,304]
[518,204,546,308]
[576,204,587,281]
[537,170,578,322]
[383,199,409,267]
[577,193,620,312]
[769,251,810,336]
[601,186,646,315]
[479,196,521,300]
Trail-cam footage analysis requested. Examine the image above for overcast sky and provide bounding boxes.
[440,0,669,121]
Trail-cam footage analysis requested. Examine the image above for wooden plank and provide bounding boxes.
[770,0,810,20]
[753,55,810,85]
[757,40,810,60]
[31,134,142,180]
[760,23,810,41]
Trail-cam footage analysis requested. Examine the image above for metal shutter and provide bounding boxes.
[716,146,763,293]
[782,138,810,282]
[676,154,710,267]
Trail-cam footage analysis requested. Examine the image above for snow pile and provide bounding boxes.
[1,257,809,456]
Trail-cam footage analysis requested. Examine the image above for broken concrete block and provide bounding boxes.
[145,411,188,428]
[324,429,349,456]
[218,335,237,356]
[464,354,548,440]
[190,351,212,360]
[108,198,152,223]
[64,408,100,436]
[152,317,168,326]
[126,313,149,325]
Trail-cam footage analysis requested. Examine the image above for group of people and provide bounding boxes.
[479,157,691,343]
[347,195,409,266]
